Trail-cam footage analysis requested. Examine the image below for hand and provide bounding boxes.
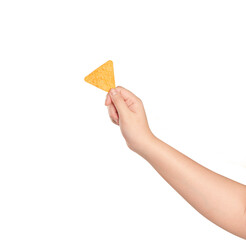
[105,86,154,152]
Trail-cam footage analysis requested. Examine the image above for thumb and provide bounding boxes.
[109,88,129,116]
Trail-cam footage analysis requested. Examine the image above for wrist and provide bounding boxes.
[128,132,158,155]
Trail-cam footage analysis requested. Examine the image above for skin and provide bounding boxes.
[105,86,246,239]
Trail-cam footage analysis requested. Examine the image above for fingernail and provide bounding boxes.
[110,88,117,96]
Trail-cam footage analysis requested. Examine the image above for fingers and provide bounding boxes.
[115,86,142,113]
[105,86,140,107]
[107,103,119,125]
[105,86,141,125]
[105,93,112,106]
[115,86,139,102]
[109,88,129,117]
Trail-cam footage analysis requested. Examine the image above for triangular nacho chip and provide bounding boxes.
[84,60,115,92]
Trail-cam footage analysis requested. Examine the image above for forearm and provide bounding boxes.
[137,135,246,239]
[106,87,246,238]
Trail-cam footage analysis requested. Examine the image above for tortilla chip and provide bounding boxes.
[84,60,115,92]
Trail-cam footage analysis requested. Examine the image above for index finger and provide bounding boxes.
[115,86,139,101]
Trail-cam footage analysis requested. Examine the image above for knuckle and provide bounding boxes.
[116,86,124,90]
[136,97,143,104]
[111,118,118,125]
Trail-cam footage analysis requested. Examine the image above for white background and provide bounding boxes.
[0,0,246,239]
